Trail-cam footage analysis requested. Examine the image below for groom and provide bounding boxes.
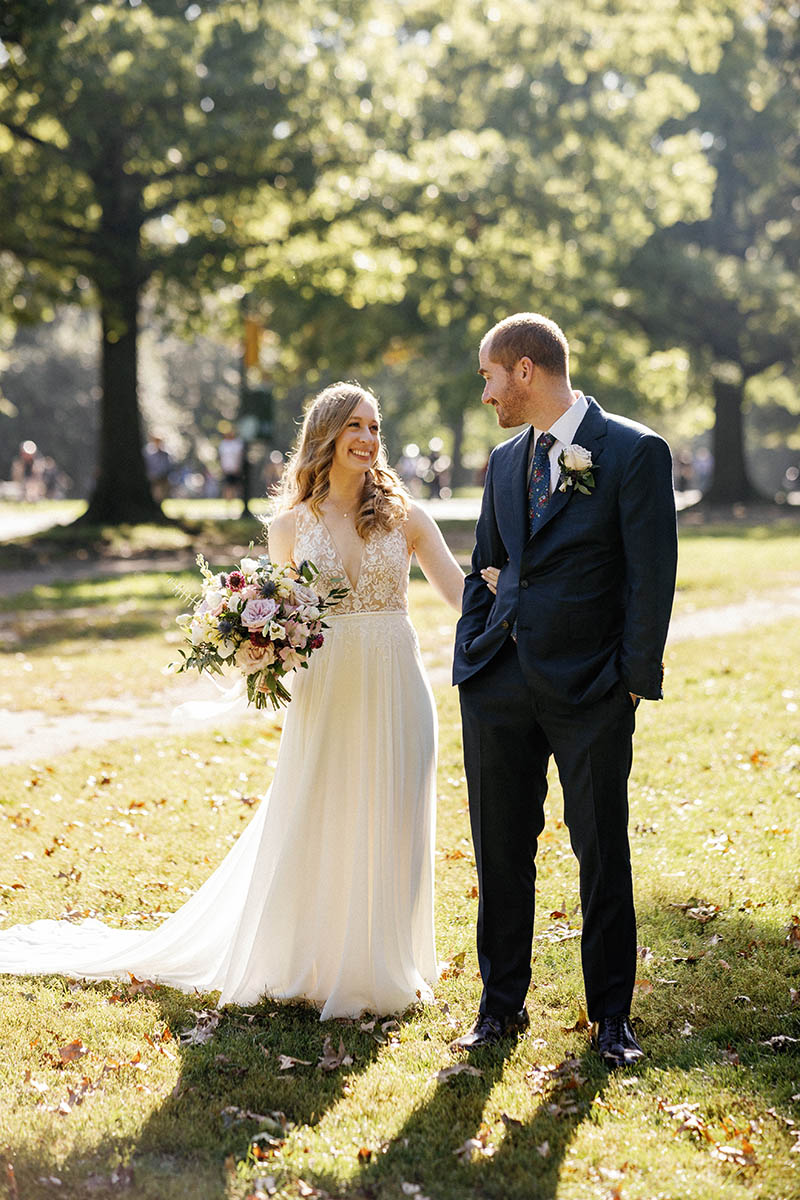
[453,313,677,1066]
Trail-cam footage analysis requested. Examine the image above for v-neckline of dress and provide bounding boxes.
[319,516,364,594]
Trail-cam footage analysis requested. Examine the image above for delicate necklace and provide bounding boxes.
[328,496,361,519]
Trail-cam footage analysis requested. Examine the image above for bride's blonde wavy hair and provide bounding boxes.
[272,382,410,537]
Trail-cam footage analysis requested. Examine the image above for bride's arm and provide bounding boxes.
[267,508,297,567]
[405,503,466,612]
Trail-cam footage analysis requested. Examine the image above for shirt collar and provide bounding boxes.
[534,390,588,448]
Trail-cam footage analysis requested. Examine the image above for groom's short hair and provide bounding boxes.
[482,313,569,376]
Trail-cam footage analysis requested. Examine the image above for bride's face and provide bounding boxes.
[332,398,381,475]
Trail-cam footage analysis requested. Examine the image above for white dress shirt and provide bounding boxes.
[528,391,589,495]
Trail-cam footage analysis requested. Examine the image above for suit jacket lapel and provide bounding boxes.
[502,426,534,552]
[527,397,607,540]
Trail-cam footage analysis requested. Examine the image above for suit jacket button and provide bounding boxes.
[520,580,529,589]
[501,620,510,629]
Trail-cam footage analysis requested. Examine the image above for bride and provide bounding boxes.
[0,382,497,1020]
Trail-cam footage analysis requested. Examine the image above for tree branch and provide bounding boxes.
[141,165,298,222]
[0,117,71,160]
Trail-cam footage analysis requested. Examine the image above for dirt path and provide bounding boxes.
[667,586,800,641]
[0,680,271,767]
[2,584,799,767]
[0,554,198,597]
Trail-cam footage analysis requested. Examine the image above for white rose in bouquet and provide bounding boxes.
[198,589,226,616]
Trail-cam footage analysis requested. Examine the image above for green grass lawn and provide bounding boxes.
[0,534,799,1199]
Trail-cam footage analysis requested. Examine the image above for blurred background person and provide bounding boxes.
[144,434,173,503]
[11,440,44,501]
[218,426,244,499]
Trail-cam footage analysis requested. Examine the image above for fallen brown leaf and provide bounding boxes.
[433,1062,483,1082]
[278,1054,312,1071]
[179,1009,220,1045]
[126,974,161,996]
[453,1123,495,1161]
[562,1008,590,1033]
[687,905,720,923]
[58,1039,88,1064]
[23,1070,49,1094]
[658,1099,714,1143]
[439,950,466,980]
[711,1142,757,1167]
[297,1181,329,1198]
[317,1036,353,1071]
[759,1034,800,1051]
[526,1057,586,1097]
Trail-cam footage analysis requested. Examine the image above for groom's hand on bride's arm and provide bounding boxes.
[481,566,500,594]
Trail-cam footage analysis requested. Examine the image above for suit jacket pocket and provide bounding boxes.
[463,619,512,662]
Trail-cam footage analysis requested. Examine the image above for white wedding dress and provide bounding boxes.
[0,505,439,1019]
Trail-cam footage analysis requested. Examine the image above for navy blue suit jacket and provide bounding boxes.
[453,398,678,705]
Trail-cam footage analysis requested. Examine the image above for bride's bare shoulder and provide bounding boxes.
[268,507,298,565]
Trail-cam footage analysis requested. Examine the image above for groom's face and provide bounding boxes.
[478,349,528,428]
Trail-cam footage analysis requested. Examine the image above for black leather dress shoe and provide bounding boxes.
[592,1014,644,1068]
[453,1007,529,1050]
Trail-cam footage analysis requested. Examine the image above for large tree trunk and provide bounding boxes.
[702,374,763,505]
[80,280,164,525]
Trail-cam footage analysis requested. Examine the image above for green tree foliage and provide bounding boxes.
[250,0,727,476]
[0,0,350,521]
[3,1,795,508]
[620,0,800,502]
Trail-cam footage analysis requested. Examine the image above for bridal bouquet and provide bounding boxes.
[173,553,348,710]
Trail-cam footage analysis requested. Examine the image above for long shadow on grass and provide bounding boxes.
[5,908,797,1198]
[314,1044,609,1200]
[4,986,383,1199]
[127,996,385,1196]
[298,905,800,1200]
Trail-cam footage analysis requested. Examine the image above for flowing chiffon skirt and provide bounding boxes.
[0,611,438,1019]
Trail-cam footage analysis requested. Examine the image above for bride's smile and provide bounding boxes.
[333,398,380,475]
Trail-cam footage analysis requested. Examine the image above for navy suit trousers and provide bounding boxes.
[459,637,637,1022]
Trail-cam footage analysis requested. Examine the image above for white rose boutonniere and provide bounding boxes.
[557,444,595,494]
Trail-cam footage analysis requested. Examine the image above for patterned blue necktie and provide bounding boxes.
[528,431,555,535]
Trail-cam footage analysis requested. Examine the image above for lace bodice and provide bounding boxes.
[294,503,410,614]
